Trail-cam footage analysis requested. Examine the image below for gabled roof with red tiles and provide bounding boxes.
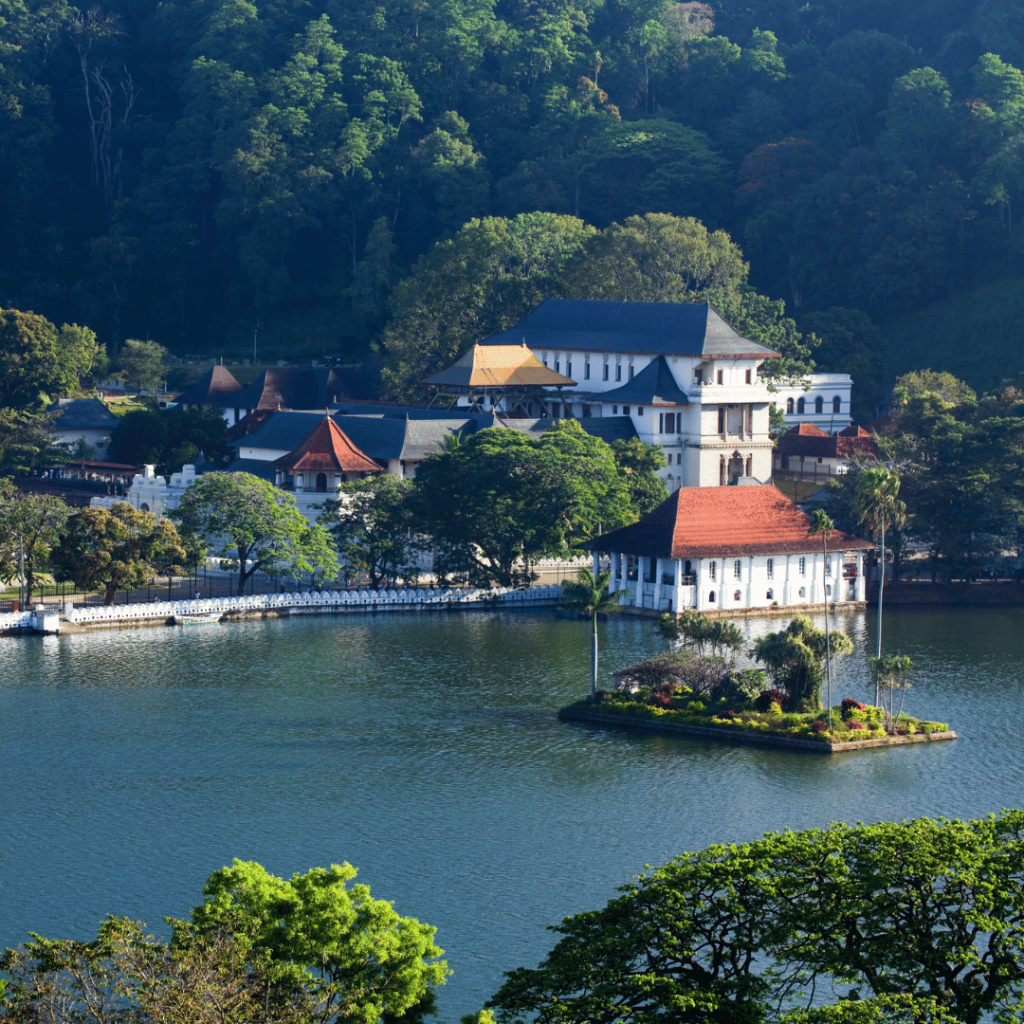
[272,417,382,475]
[776,424,879,460]
[586,485,874,559]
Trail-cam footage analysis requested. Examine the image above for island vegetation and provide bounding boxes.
[560,608,949,749]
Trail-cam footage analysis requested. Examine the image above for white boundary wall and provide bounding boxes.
[64,585,562,625]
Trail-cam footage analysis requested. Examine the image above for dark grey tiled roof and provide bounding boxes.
[574,416,638,444]
[232,408,612,464]
[482,300,780,359]
[174,366,243,407]
[232,367,348,411]
[51,398,119,430]
[224,458,277,482]
[596,356,690,406]
[233,412,323,453]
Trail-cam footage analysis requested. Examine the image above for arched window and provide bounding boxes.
[766,588,774,600]
[316,473,328,492]
[140,503,150,512]
[733,590,741,601]
[815,396,823,414]
[709,591,716,603]
[786,398,794,414]
[797,397,805,414]
[833,395,842,413]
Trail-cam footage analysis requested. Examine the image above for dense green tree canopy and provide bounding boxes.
[108,406,230,470]
[320,474,422,589]
[50,502,186,604]
[170,472,339,593]
[1,859,448,1024]
[1,0,1023,397]
[413,421,633,587]
[486,811,1024,1024]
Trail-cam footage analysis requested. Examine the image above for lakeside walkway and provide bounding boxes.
[0,583,564,633]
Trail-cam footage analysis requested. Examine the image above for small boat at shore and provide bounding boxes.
[174,611,222,626]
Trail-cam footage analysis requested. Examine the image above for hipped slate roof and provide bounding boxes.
[596,356,689,406]
[776,424,879,460]
[232,367,348,412]
[482,300,781,360]
[232,410,549,464]
[50,398,119,430]
[585,485,874,559]
[174,366,243,408]
[424,343,575,388]
[271,417,381,474]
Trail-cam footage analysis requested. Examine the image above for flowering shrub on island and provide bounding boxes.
[573,681,947,746]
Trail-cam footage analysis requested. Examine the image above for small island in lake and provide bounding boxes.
[560,613,956,754]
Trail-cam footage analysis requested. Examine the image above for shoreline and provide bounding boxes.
[559,705,958,754]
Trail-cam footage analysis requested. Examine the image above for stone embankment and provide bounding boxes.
[0,585,563,634]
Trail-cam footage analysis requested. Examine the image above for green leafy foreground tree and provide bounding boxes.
[482,811,1024,1024]
[171,473,339,594]
[50,503,186,605]
[0,486,71,605]
[319,476,422,589]
[1,860,449,1024]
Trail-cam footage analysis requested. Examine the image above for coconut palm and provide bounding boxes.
[810,509,836,728]
[854,469,907,702]
[561,568,623,700]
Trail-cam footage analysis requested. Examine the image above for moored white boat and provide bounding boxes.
[174,611,222,626]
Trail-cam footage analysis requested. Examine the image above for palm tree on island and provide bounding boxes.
[810,509,836,728]
[561,567,623,701]
[854,468,907,703]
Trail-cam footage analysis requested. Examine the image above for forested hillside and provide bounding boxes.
[2,0,1023,399]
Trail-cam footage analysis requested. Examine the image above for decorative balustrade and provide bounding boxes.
[64,584,563,625]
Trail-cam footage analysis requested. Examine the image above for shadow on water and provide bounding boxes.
[0,606,1019,1019]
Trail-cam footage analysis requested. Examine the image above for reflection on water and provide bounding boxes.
[0,607,1020,1020]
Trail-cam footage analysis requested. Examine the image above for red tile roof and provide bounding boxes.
[776,424,879,460]
[588,485,874,559]
[272,417,382,475]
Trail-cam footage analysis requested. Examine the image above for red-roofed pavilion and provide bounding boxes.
[586,485,873,614]
[272,417,382,495]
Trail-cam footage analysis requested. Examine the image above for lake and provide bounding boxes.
[1,605,1020,1020]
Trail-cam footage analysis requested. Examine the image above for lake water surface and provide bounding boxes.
[1,606,1020,1020]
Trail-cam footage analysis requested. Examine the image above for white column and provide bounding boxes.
[653,558,664,611]
[856,552,866,601]
[635,558,644,609]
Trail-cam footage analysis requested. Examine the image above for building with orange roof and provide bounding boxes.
[774,422,879,482]
[271,416,382,520]
[585,485,873,614]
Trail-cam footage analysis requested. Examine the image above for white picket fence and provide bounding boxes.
[64,584,563,625]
